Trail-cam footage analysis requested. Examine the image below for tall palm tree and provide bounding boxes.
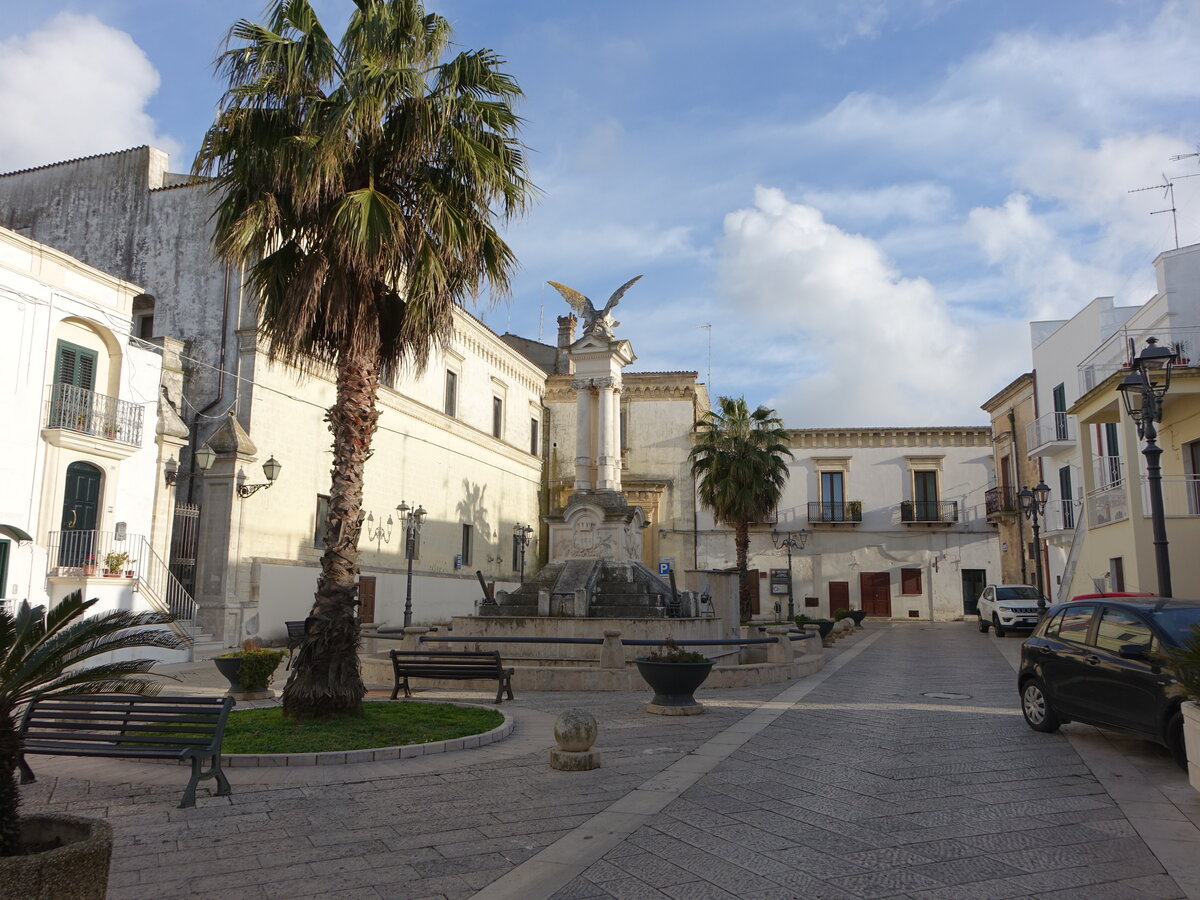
[690,397,792,622]
[0,591,184,856]
[194,0,533,718]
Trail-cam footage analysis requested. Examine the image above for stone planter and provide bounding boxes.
[848,610,867,627]
[212,654,277,700]
[1183,701,1200,793]
[634,658,714,715]
[0,814,112,900]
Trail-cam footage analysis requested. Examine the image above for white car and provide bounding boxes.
[977,584,1046,637]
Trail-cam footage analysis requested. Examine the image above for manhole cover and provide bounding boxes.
[922,691,972,700]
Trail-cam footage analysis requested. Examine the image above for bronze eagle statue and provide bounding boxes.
[547,275,643,339]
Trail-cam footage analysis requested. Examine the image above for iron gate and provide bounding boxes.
[169,502,200,599]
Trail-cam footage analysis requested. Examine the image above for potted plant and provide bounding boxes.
[796,614,835,641]
[124,561,137,578]
[0,589,184,896]
[1163,625,1200,788]
[82,556,96,577]
[634,637,714,715]
[213,639,285,700]
[102,551,128,577]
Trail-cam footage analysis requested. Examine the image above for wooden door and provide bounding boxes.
[829,582,850,615]
[859,572,891,617]
[358,576,376,623]
[745,569,760,615]
[961,569,986,616]
[59,461,101,566]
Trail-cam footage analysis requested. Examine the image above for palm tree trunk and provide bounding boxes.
[735,520,751,623]
[281,348,379,718]
[0,705,21,857]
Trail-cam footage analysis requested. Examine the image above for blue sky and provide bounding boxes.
[2,0,1198,425]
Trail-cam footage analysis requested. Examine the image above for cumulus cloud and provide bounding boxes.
[800,183,954,226]
[0,13,177,172]
[718,187,1002,426]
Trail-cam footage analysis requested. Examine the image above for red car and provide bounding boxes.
[1068,592,1155,602]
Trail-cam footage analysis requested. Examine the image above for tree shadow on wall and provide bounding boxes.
[456,480,494,543]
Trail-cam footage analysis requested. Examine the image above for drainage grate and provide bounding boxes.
[922,691,972,700]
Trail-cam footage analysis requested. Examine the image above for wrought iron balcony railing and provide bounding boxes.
[806,501,862,523]
[44,383,143,447]
[901,500,959,524]
[985,486,1018,516]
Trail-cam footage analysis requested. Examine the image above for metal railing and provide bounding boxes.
[900,500,958,523]
[1026,411,1076,451]
[806,501,863,523]
[1093,454,1124,490]
[985,486,1018,516]
[1086,485,1128,527]
[48,530,197,626]
[1078,325,1200,395]
[1043,498,1079,532]
[44,384,143,447]
[1140,474,1200,517]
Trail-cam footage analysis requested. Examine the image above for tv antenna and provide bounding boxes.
[1169,144,1199,164]
[1128,172,1200,249]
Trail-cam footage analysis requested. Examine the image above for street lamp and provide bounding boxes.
[1018,480,1051,611]
[364,511,394,552]
[1117,336,1177,597]
[397,501,426,626]
[164,443,216,486]
[513,523,534,584]
[770,527,810,620]
[236,455,282,498]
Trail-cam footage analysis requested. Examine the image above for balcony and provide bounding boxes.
[1140,475,1200,518]
[1087,484,1128,527]
[1093,455,1123,491]
[1078,325,1200,395]
[985,486,1018,517]
[806,501,862,525]
[1043,499,1080,533]
[43,384,144,453]
[1026,412,1076,457]
[901,500,958,526]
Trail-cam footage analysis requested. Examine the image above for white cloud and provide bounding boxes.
[800,183,953,226]
[0,13,177,172]
[718,187,1001,426]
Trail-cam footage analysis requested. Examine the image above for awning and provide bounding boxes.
[0,524,34,543]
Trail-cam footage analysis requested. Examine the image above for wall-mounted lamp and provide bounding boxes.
[164,443,216,486]
[237,455,282,499]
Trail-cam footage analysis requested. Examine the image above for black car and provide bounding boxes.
[1018,596,1200,769]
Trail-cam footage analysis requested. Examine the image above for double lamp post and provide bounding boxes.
[770,527,809,620]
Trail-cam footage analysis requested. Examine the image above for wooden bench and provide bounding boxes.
[18,694,235,808]
[389,649,515,704]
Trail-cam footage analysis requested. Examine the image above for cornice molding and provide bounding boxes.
[787,427,991,449]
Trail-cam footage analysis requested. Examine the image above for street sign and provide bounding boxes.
[658,558,674,575]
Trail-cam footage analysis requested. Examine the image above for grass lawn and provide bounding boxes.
[220,701,504,754]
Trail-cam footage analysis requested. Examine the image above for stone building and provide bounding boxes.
[980,373,1040,589]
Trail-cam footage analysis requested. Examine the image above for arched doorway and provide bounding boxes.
[59,461,102,566]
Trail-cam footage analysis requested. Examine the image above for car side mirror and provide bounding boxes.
[1118,644,1150,661]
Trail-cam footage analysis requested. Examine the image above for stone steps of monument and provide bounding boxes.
[590,605,668,618]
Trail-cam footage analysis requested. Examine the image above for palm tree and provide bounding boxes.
[194,0,533,718]
[0,591,184,856]
[690,397,792,622]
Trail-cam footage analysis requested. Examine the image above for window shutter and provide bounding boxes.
[55,344,76,386]
[54,341,97,389]
[77,351,96,390]
[901,568,922,594]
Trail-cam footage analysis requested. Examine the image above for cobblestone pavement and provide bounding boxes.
[16,623,1200,899]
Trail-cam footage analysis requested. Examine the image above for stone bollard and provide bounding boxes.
[599,629,624,669]
[550,708,600,771]
[401,626,429,652]
[766,626,793,665]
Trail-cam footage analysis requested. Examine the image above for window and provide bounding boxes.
[914,470,938,520]
[461,524,473,566]
[512,534,521,570]
[444,370,458,417]
[492,396,503,438]
[620,406,628,452]
[900,568,922,595]
[1059,466,1074,529]
[54,340,97,390]
[1057,605,1095,644]
[314,495,330,549]
[136,314,154,340]
[1109,557,1125,592]
[1095,607,1153,653]
[820,471,845,521]
[530,417,540,456]
[1052,383,1068,440]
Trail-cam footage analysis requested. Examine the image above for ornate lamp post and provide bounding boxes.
[1117,336,1176,597]
[364,510,394,553]
[1018,480,1051,611]
[770,527,810,620]
[397,501,426,626]
[513,523,534,584]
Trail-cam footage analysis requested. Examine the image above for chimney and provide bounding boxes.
[557,313,577,349]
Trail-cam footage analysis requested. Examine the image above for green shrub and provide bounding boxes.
[220,648,285,691]
[833,609,851,621]
[645,636,710,664]
[1164,624,1200,698]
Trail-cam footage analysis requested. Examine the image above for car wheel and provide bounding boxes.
[1021,679,1060,733]
[1167,712,1188,772]
[993,614,1006,638]
[978,614,989,633]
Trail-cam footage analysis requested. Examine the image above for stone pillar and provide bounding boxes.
[766,626,793,665]
[596,381,615,490]
[574,381,592,491]
[600,629,624,669]
[611,387,623,493]
[401,626,429,652]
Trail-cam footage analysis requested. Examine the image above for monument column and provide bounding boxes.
[611,384,623,493]
[596,379,616,490]
[574,379,593,491]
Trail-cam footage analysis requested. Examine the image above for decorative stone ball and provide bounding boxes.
[554,708,598,752]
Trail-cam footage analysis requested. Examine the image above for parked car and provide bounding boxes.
[976,584,1046,636]
[1018,596,1200,769]
[1067,592,1155,602]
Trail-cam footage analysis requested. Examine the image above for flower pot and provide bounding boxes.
[103,571,120,578]
[848,610,867,627]
[634,658,714,714]
[82,565,96,577]
[212,655,244,693]
[0,813,112,900]
[125,571,135,578]
[1184,701,1200,793]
